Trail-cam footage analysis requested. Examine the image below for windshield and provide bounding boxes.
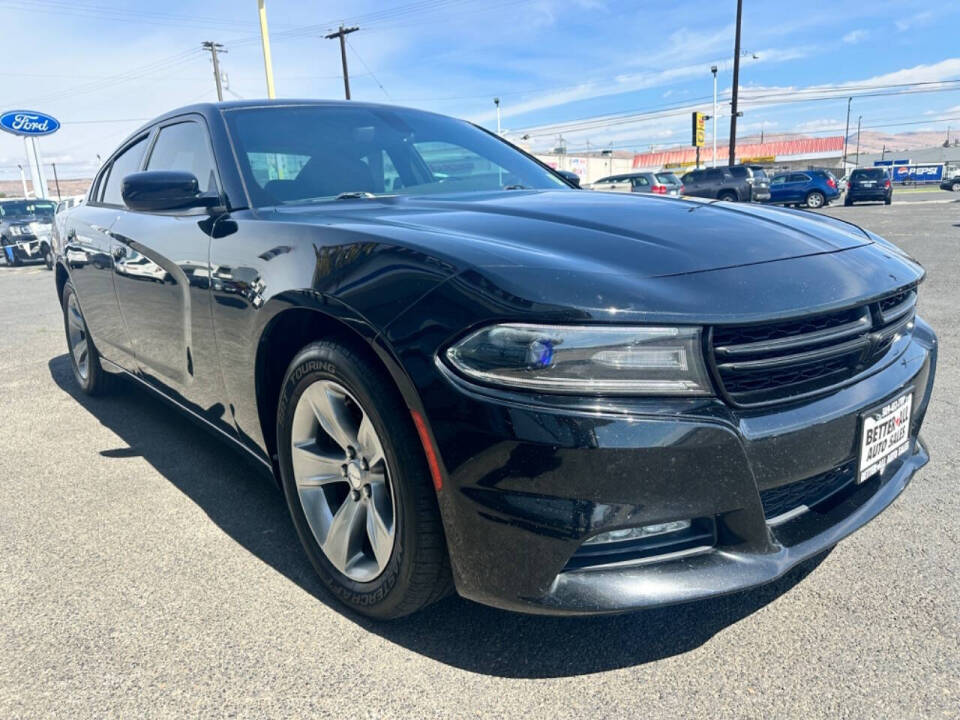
[0,200,55,222]
[852,168,887,180]
[749,168,768,180]
[225,105,568,207]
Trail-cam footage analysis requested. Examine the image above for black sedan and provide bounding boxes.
[53,101,936,618]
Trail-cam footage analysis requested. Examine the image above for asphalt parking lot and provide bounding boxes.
[1,200,958,719]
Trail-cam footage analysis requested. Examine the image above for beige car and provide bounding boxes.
[587,171,684,196]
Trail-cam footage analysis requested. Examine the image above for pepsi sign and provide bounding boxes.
[0,110,60,137]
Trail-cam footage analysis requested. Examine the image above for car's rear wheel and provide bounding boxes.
[43,244,53,271]
[844,197,853,206]
[884,195,892,205]
[276,340,452,619]
[952,180,960,192]
[717,191,737,202]
[805,191,825,209]
[61,281,113,395]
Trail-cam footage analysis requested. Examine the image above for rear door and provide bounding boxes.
[784,173,810,202]
[62,134,150,369]
[109,116,233,433]
[702,169,726,198]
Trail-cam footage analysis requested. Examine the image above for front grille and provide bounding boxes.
[760,461,856,523]
[710,288,916,406]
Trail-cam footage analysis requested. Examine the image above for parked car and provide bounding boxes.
[588,171,684,196]
[768,170,841,208]
[939,173,960,192]
[53,100,936,619]
[680,166,753,201]
[845,167,893,205]
[0,198,56,268]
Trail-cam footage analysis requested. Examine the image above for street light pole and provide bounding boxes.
[257,0,276,99]
[855,115,862,167]
[728,0,743,166]
[711,65,718,167]
[842,96,852,169]
[16,164,28,198]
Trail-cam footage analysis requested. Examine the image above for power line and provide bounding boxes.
[347,38,392,101]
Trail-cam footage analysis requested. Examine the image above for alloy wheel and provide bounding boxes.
[807,192,824,208]
[290,379,396,583]
[66,292,89,381]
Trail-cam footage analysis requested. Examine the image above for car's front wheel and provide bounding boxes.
[43,243,53,271]
[61,281,113,395]
[805,191,825,209]
[951,180,960,192]
[717,191,737,202]
[276,340,452,619]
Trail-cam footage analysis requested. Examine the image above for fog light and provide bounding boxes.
[583,519,691,546]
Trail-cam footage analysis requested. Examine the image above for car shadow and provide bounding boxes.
[49,353,831,679]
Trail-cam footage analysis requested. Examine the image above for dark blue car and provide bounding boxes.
[768,170,840,209]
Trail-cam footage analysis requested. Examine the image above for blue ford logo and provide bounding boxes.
[0,110,60,136]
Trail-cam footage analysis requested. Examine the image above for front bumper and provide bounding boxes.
[2,236,45,262]
[423,318,936,615]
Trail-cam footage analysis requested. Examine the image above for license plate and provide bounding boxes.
[669,190,678,196]
[862,181,875,187]
[858,392,912,482]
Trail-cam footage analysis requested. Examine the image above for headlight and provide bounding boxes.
[445,323,713,395]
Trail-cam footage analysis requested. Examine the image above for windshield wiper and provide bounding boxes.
[335,191,377,200]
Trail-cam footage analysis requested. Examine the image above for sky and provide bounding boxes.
[1,0,960,179]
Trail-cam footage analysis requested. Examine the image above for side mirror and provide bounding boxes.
[121,171,218,212]
[556,170,581,188]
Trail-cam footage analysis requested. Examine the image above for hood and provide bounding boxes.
[275,189,873,278]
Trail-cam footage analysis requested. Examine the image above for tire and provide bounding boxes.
[844,198,853,207]
[717,191,737,202]
[952,181,960,192]
[884,196,892,205]
[43,243,53,271]
[61,281,114,395]
[276,340,452,619]
[805,191,825,209]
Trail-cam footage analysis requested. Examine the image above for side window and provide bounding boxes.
[789,173,810,183]
[684,171,701,183]
[146,121,218,193]
[770,175,786,186]
[101,136,148,206]
[632,176,649,187]
[704,169,725,182]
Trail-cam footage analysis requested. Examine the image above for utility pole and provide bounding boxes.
[257,1,276,98]
[728,0,743,166]
[493,97,501,135]
[711,65,718,167]
[325,25,359,100]
[842,96,852,169]
[855,115,862,167]
[201,41,226,101]
[51,162,61,200]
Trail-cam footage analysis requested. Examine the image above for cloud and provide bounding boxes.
[843,29,868,44]
[895,11,933,32]
[471,45,810,125]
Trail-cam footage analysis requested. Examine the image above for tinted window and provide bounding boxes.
[631,175,649,186]
[0,200,55,220]
[788,173,810,183]
[655,173,680,185]
[704,169,725,182]
[102,137,148,206]
[851,168,887,180]
[728,166,749,178]
[683,171,701,182]
[225,105,567,206]
[594,176,613,184]
[146,121,218,193]
[749,168,768,179]
[770,175,786,185]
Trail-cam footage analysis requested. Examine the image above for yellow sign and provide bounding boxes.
[692,112,706,148]
[741,155,775,164]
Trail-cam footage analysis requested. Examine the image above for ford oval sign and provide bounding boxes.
[0,110,61,137]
